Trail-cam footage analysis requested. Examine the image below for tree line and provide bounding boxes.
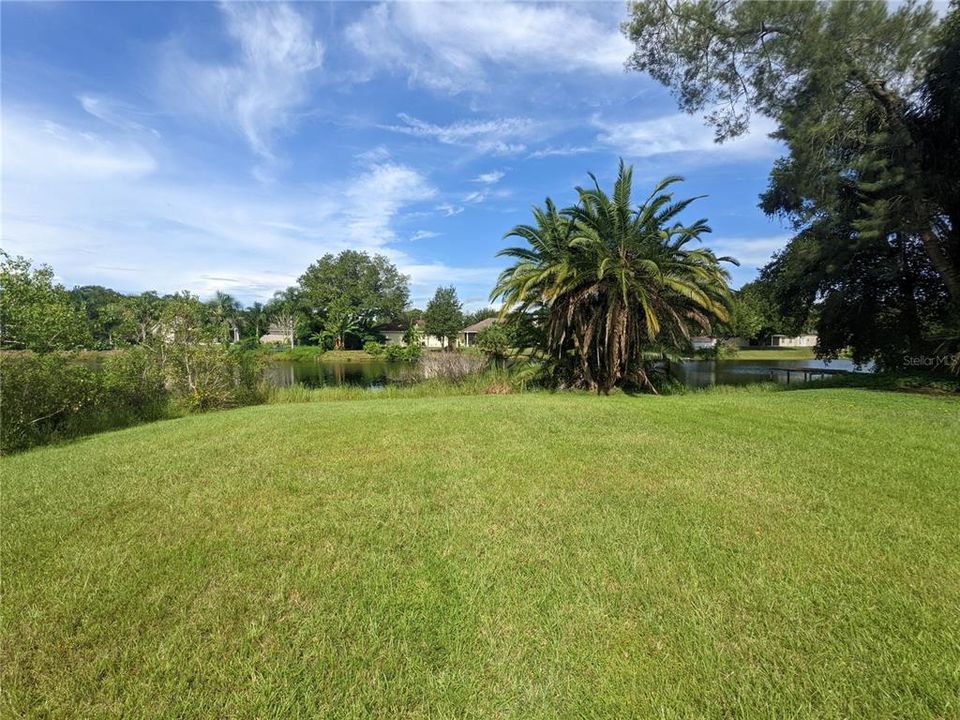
[0,250,499,354]
[623,0,959,370]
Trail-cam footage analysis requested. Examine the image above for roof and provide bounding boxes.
[372,321,407,332]
[462,317,498,334]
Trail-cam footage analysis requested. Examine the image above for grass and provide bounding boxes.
[729,347,817,360]
[266,374,513,404]
[4,388,959,718]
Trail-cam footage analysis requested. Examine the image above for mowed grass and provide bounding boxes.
[3,389,959,718]
[731,347,817,360]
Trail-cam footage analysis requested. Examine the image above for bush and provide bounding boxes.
[475,323,513,368]
[102,347,168,418]
[272,346,325,361]
[164,344,265,411]
[363,340,383,356]
[693,343,739,360]
[234,337,261,351]
[383,344,421,362]
[0,351,170,454]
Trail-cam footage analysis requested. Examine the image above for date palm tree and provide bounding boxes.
[493,161,735,392]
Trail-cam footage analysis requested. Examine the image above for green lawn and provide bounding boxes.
[731,347,817,360]
[4,389,959,718]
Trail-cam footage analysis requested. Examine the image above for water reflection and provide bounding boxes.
[671,358,865,389]
[264,356,868,390]
[263,359,411,389]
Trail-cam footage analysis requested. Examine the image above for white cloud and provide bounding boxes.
[409,230,440,242]
[436,203,464,217]
[396,261,503,307]
[593,113,780,160]
[709,235,791,267]
[346,2,630,92]
[78,94,160,137]
[343,163,437,243]
[526,145,596,159]
[471,170,504,184]
[463,187,511,205]
[355,145,391,164]
[159,2,322,165]
[1,113,156,181]
[1,111,442,302]
[384,113,534,155]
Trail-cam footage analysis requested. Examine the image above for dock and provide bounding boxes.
[768,367,850,384]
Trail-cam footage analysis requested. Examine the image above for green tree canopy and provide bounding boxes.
[0,252,90,353]
[623,0,959,368]
[463,307,499,328]
[298,251,410,328]
[724,280,788,342]
[69,285,124,347]
[423,286,464,350]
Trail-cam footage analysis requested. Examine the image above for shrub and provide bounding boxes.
[0,351,170,454]
[102,347,167,418]
[234,337,261,351]
[363,340,383,356]
[164,344,265,411]
[475,323,513,368]
[273,346,326,361]
[383,344,421,362]
[693,343,739,360]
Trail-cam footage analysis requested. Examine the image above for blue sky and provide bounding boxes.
[2,1,790,310]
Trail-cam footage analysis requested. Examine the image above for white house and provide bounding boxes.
[372,320,447,349]
[259,323,293,346]
[768,333,818,348]
[690,336,717,350]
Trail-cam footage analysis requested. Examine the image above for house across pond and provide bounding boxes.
[371,317,500,349]
[461,317,497,347]
[691,334,819,349]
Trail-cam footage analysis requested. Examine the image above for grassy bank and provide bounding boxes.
[728,347,816,360]
[4,389,959,718]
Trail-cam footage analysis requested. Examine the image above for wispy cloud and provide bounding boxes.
[159,2,322,171]
[396,261,503,307]
[593,113,780,160]
[471,170,505,184]
[436,203,464,217]
[78,94,160,137]
[1,112,156,181]
[2,110,442,301]
[463,187,511,205]
[409,230,440,242]
[709,235,790,267]
[344,163,436,243]
[384,113,535,155]
[346,2,630,93]
[526,145,596,159]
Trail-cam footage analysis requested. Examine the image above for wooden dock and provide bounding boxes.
[767,367,850,384]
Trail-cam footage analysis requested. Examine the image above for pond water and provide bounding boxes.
[672,358,865,389]
[264,357,867,390]
[263,358,414,389]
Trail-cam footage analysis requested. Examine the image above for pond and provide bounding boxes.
[264,356,868,390]
[263,358,412,389]
[671,358,866,389]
